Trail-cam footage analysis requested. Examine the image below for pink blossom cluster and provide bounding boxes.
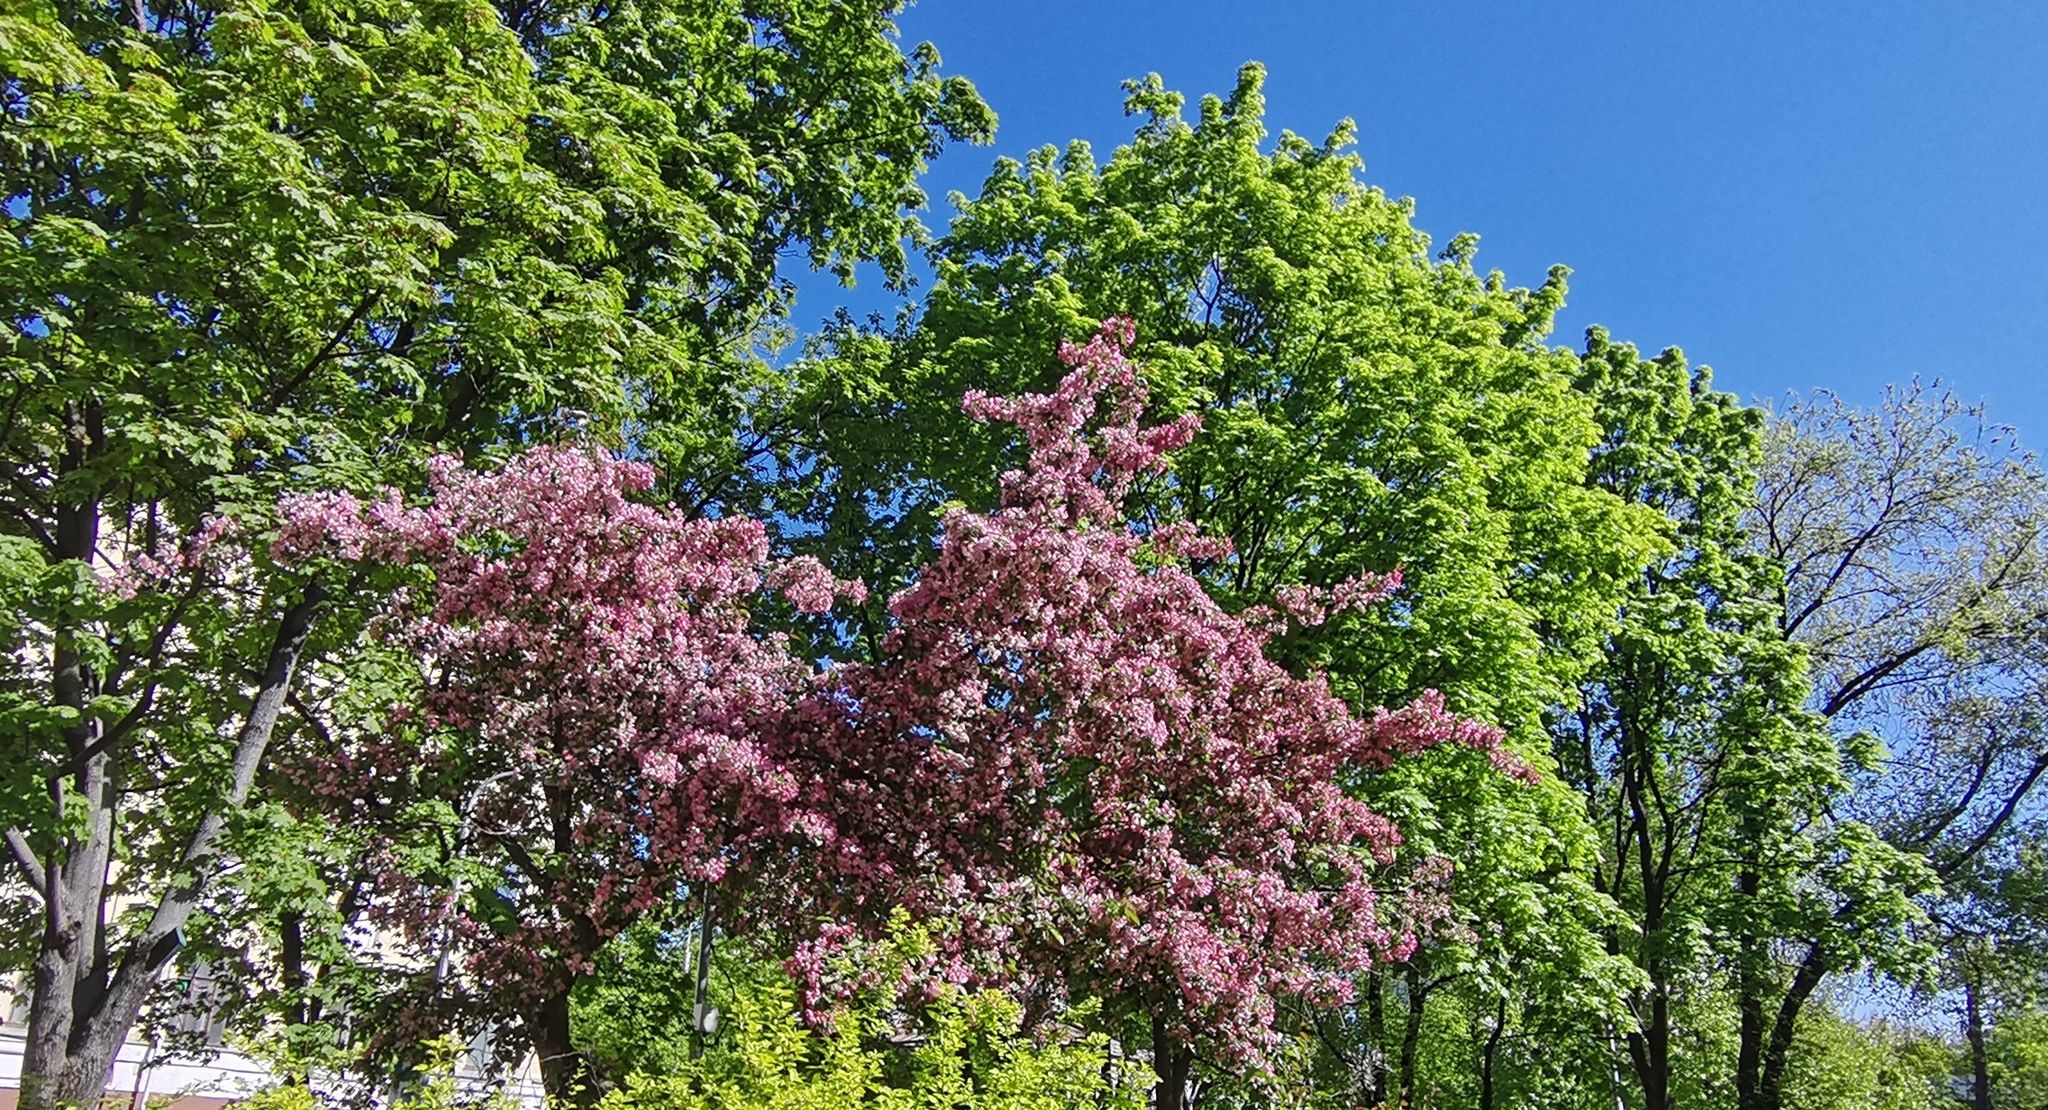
[270,322,1525,1067]
[100,515,241,599]
[959,317,1202,530]
[273,447,861,1006]
[777,320,1520,1066]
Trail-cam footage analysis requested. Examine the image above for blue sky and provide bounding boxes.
[806,0,2048,441]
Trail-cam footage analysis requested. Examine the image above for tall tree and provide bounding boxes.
[1754,384,2048,1110]
[771,65,1661,1096]
[1557,330,1928,1110]
[0,0,986,1104]
[784,65,1648,711]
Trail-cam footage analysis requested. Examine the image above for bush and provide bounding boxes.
[598,973,1145,1110]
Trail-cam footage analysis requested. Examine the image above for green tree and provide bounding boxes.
[786,65,1650,697]
[1987,1009,2048,1110]
[1556,330,1930,1110]
[0,0,986,1104]
[1753,384,2048,1110]
[1319,742,1636,1110]
[1775,1006,1953,1110]
[1934,831,2048,1110]
[773,63,1659,1104]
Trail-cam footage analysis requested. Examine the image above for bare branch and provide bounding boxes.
[1940,753,2048,879]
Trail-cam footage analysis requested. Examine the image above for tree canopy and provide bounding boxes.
[2,15,2041,1110]
[0,0,985,1104]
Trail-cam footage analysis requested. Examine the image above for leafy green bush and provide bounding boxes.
[1774,1006,1954,1110]
[233,1037,513,1110]
[598,973,1144,1110]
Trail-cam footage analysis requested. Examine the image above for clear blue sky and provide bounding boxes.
[810,0,2048,440]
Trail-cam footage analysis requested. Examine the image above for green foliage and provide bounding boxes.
[591,924,1145,1110]
[604,983,1138,1110]
[1367,739,1641,1014]
[1777,1010,1954,1110]
[573,916,709,1084]
[786,64,1656,731]
[234,1036,515,1110]
[0,0,988,1098]
[1987,1009,2048,1110]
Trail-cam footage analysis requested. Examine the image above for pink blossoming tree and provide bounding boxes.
[780,321,1522,1110]
[273,449,859,1101]
[274,323,1518,1108]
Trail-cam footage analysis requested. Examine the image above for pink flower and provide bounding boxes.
[275,445,857,1014]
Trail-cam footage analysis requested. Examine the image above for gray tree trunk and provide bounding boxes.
[14,582,326,1110]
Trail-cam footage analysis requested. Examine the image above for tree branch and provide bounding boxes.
[81,582,330,1049]
[263,293,380,410]
[4,828,46,900]
[1760,943,1829,1103]
[1820,638,1941,719]
[1940,753,2048,879]
[1906,741,2000,849]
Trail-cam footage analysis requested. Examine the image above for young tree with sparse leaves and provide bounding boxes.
[1753,383,2048,1110]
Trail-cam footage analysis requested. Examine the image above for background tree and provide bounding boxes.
[1986,1011,2048,1110]
[1922,825,2048,1110]
[0,0,985,1104]
[1556,329,1929,1110]
[1753,383,2048,1109]
[1328,741,1637,1110]
[1770,1006,1955,1110]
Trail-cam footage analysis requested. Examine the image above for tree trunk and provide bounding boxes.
[15,583,327,1110]
[1622,985,1672,1110]
[17,411,122,1110]
[690,890,714,1062]
[528,991,596,1108]
[1754,943,1828,1110]
[1397,965,1426,1107]
[17,718,136,1110]
[281,910,308,1029]
[1735,861,1765,1110]
[16,1030,129,1110]
[1737,980,1765,1110]
[1618,733,1673,1110]
[1364,967,1387,1106]
[1479,995,1506,1110]
[1966,971,1994,1110]
[1150,1014,1195,1110]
